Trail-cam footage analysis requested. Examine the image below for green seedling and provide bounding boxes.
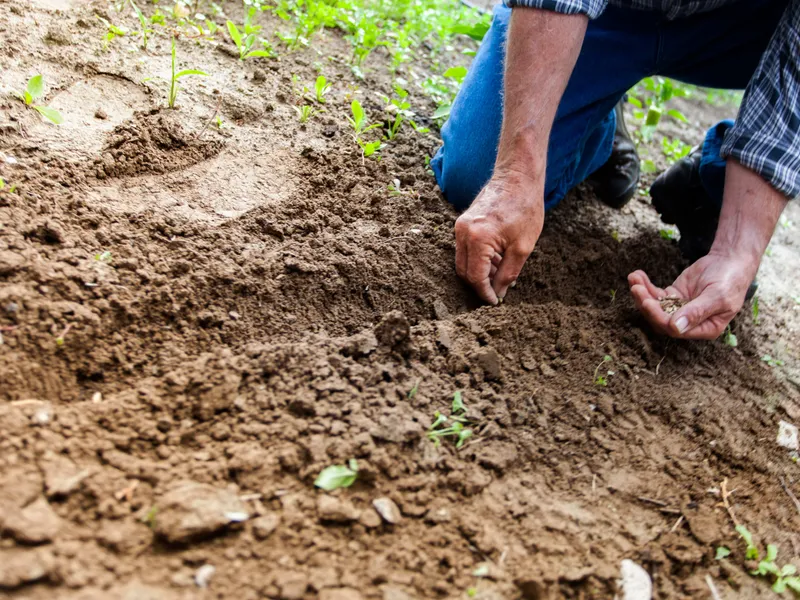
[293,104,320,123]
[722,326,738,348]
[431,66,468,121]
[142,505,158,528]
[408,379,420,399]
[97,16,128,49]
[347,100,379,137]
[16,75,63,124]
[734,525,800,593]
[715,546,731,560]
[357,139,382,158]
[150,9,166,25]
[95,250,113,263]
[611,230,620,242]
[593,355,613,386]
[736,525,760,560]
[659,228,678,240]
[314,459,358,491]
[428,391,474,449]
[661,135,691,163]
[0,177,17,193]
[168,37,207,108]
[761,354,784,367]
[129,0,153,51]
[752,296,759,324]
[314,75,331,103]
[609,289,617,303]
[383,85,425,140]
[226,20,273,60]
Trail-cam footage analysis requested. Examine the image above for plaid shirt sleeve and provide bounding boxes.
[720,0,800,199]
[503,0,608,19]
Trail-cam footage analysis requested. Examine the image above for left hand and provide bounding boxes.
[628,249,759,340]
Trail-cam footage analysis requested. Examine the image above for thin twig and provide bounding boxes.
[705,575,723,600]
[779,476,800,517]
[655,354,666,376]
[195,96,223,140]
[638,496,669,507]
[720,479,740,527]
[670,515,685,532]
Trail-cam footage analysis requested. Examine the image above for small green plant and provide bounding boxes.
[627,77,690,141]
[722,326,738,347]
[752,296,760,324]
[168,37,207,109]
[431,65,467,121]
[427,391,473,449]
[129,0,153,51]
[314,75,331,103]
[609,289,617,303]
[347,100,379,137]
[16,75,63,124]
[715,546,731,560]
[314,459,358,490]
[661,136,692,163]
[762,354,784,367]
[142,505,158,528]
[659,228,678,240]
[593,355,613,386]
[294,104,320,123]
[0,177,17,194]
[94,250,113,263]
[97,16,128,49]
[226,20,273,60]
[408,379,420,399]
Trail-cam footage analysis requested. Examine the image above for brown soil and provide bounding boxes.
[1,1,799,599]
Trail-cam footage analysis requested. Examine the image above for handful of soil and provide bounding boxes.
[659,296,687,314]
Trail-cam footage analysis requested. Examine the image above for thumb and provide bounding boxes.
[492,245,529,300]
[670,291,722,336]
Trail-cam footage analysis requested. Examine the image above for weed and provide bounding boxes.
[593,355,613,386]
[0,177,17,194]
[293,104,320,123]
[314,459,358,490]
[428,391,473,449]
[168,37,207,108]
[722,326,738,347]
[227,16,273,60]
[314,75,331,103]
[715,546,731,560]
[752,296,759,324]
[761,355,784,367]
[129,0,153,51]
[16,75,62,125]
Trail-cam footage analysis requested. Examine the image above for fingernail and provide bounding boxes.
[511,280,517,288]
[675,316,689,333]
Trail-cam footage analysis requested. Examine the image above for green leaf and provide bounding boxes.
[244,50,272,58]
[33,105,63,124]
[443,65,467,83]
[645,106,662,127]
[666,108,688,123]
[226,20,242,49]
[451,21,489,41]
[174,69,207,79]
[715,546,731,560]
[432,104,451,120]
[351,100,364,127]
[314,464,358,491]
[27,75,44,101]
[641,159,657,174]
[786,577,800,592]
[627,96,643,108]
[452,390,466,414]
[782,564,797,577]
[23,91,33,106]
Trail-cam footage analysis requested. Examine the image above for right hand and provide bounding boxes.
[454,170,545,305]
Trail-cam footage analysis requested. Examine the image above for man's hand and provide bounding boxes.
[628,250,757,339]
[629,159,787,339]
[455,171,544,304]
[452,8,588,304]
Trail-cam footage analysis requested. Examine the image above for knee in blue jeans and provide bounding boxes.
[431,144,491,213]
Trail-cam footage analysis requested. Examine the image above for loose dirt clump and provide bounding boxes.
[0,0,799,599]
[94,110,224,179]
[660,295,687,314]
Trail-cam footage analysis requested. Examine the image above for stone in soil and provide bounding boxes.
[3,497,62,544]
[0,548,56,588]
[372,497,402,524]
[317,495,360,522]
[251,512,280,539]
[153,481,250,543]
[319,588,364,600]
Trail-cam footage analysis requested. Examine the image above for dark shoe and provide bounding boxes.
[587,101,641,209]
[650,144,758,300]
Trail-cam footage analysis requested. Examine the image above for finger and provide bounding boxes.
[670,292,729,339]
[466,246,499,305]
[455,237,468,280]
[491,252,502,267]
[631,285,671,334]
[489,264,498,280]
[492,245,529,300]
[628,270,667,300]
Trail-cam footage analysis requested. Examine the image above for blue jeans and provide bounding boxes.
[431,0,787,213]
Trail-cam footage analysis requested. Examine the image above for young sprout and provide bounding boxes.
[715,547,731,560]
[408,379,420,399]
[314,75,331,103]
[168,37,207,109]
[347,100,379,137]
[0,177,17,193]
[609,289,616,303]
[293,104,320,123]
[452,390,466,414]
[761,354,784,367]
[226,20,273,60]
[722,325,738,347]
[97,16,127,49]
[593,355,613,386]
[659,228,678,240]
[427,393,474,449]
[16,75,63,124]
[129,0,153,51]
[314,459,358,491]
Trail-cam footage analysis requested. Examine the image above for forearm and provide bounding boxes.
[710,159,788,266]
[495,8,588,180]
